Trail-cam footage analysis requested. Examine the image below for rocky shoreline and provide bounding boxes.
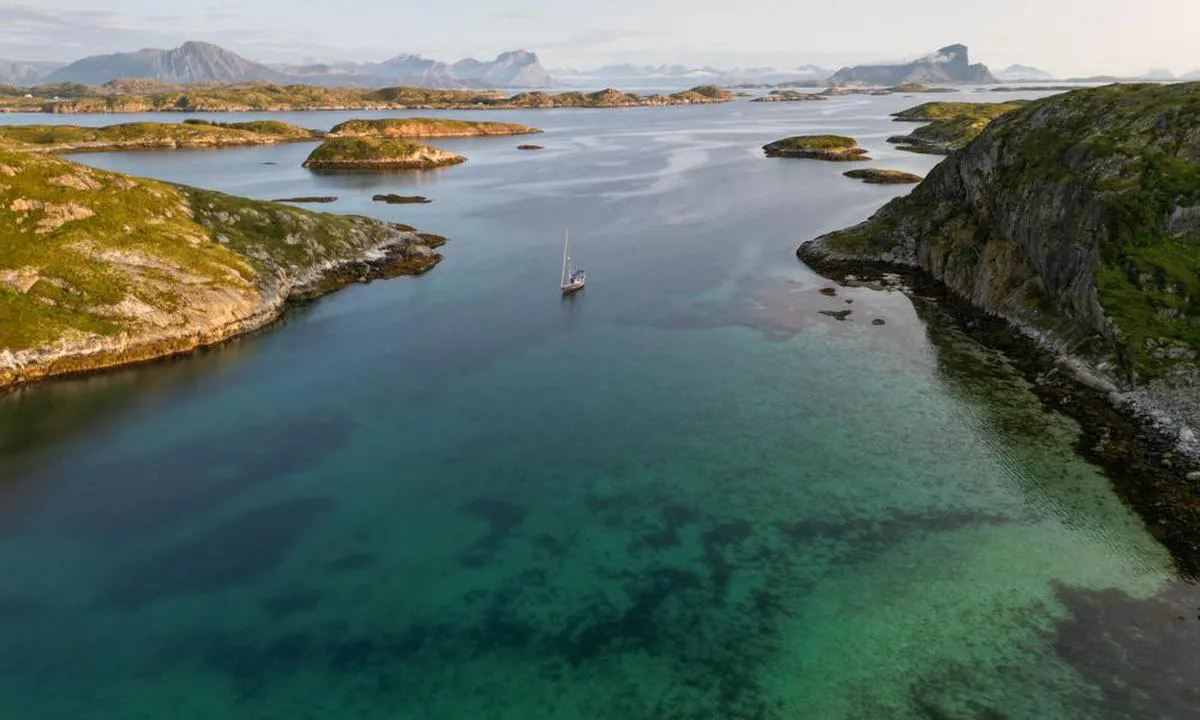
[795,250,1200,577]
[0,225,441,391]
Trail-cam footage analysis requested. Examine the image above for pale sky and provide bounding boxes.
[2,0,1199,76]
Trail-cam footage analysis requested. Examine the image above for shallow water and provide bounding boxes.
[0,92,1197,718]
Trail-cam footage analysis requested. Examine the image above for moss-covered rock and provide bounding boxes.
[327,117,540,138]
[799,83,1200,413]
[887,101,1027,154]
[0,120,319,153]
[843,168,923,184]
[302,137,465,170]
[0,139,442,388]
[763,135,870,161]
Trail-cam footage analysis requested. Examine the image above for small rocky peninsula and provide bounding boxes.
[0,138,444,389]
[887,101,1027,154]
[797,82,1200,567]
[0,119,320,153]
[763,135,869,161]
[302,137,466,170]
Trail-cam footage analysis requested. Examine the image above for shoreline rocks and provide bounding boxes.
[372,194,431,204]
[273,196,338,203]
[843,168,923,184]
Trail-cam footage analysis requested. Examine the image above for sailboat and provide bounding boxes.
[560,227,586,295]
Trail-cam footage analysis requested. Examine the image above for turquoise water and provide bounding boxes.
[0,94,1197,718]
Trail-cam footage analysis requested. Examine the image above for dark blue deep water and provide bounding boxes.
[0,93,1197,718]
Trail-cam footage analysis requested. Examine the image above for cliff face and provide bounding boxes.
[799,83,1200,424]
[0,142,441,389]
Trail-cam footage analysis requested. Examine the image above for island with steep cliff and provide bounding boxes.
[763,135,869,161]
[302,137,466,170]
[797,83,1200,561]
[0,137,445,389]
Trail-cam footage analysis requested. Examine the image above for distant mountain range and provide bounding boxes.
[552,63,831,88]
[6,41,555,89]
[0,40,1193,90]
[829,44,997,85]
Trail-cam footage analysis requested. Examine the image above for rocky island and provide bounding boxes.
[843,168,923,184]
[0,138,444,390]
[797,82,1200,565]
[751,90,826,103]
[302,137,466,171]
[0,119,320,153]
[887,101,1027,154]
[327,117,540,138]
[763,135,870,161]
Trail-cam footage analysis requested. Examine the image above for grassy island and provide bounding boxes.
[302,137,466,170]
[327,117,540,138]
[0,134,443,389]
[763,135,870,161]
[887,101,1027,154]
[0,120,319,153]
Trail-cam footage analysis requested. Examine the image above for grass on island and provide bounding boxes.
[303,137,464,169]
[328,117,540,138]
[4,82,734,114]
[768,135,859,151]
[0,120,318,152]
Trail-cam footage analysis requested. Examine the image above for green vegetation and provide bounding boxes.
[327,117,540,138]
[0,120,318,152]
[888,101,1028,154]
[888,101,1027,153]
[763,135,869,161]
[0,82,733,114]
[302,137,465,170]
[0,132,438,386]
[0,143,254,351]
[810,83,1200,383]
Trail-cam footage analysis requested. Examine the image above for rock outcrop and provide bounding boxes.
[843,168,923,184]
[798,83,1200,435]
[0,140,443,389]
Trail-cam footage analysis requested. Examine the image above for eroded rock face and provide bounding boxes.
[799,83,1200,423]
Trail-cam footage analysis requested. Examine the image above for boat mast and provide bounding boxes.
[561,227,570,286]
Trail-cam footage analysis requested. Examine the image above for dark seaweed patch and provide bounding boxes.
[54,414,351,546]
[1053,582,1200,719]
[325,552,377,573]
[457,497,527,567]
[102,497,333,608]
[260,585,324,618]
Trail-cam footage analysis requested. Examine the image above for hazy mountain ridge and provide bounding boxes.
[829,44,998,85]
[996,64,1053,81]
[0,60,65,85]
[43,42,288,85]
[29,43,553,89]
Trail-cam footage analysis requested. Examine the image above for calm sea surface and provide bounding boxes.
[0,92,1196,718]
